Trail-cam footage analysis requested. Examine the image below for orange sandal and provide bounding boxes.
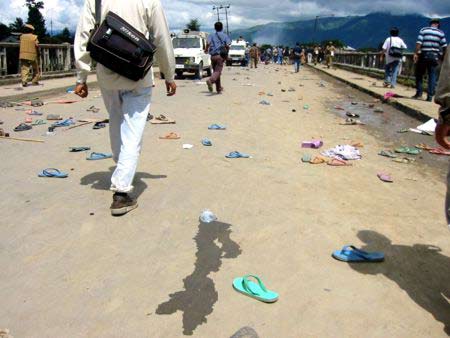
[328,158,353,166]
[159,132,180,140]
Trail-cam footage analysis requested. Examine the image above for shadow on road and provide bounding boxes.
[80,166,166,199]
[156,220,242,336]
[348,230,450,334]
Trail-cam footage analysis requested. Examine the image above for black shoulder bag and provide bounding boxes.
[388,37,403,58]
[87,0,157,81]
[215,33,229,59]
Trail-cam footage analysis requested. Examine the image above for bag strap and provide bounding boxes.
[94,0,101,26]
[216,32,225,46]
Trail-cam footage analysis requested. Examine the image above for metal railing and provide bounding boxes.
[0,42,74,77]
[333,51,416,80]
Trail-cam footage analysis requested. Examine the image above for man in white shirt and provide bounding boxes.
[380,27,407,88]
[74,0,176,216]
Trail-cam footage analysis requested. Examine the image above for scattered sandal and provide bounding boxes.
[93,122,106,129]
[340,118,365,125]
[38,168,68,178]
[159,132,180,140]
[232,275,279,303]
[87,105,100,113]
[14,123,32,132]
[378,150,397,158]
[86,152,113,160]
[392,157,415,164]
[310,155,329,164]
[346,112,360,118]
[328,158,352,166]
[31,119,46,126]
[394,146,421,155]
[429,148,450,156]
[377,172,393,182]
[226,151,251,158]
[208,124,226,130]
[201,138,212,146]
[332,245,384,262]
[69,146,91,152]
[46,114,63,120]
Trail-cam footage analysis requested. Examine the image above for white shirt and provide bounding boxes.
[75,0,175,90]
[382,36,407,64]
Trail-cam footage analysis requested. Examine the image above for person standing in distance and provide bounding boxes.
[19,24,40,87]
[74,0,176,216]
[205,22,231,94]
[413,18,447,101]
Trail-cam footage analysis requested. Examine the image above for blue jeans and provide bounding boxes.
[415,59,438,97]
[277,55,283,64]
[293,59,301,72]
[384,60,400,87]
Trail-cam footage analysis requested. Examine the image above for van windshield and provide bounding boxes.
[231,45,245,50]
[173,38,201,49]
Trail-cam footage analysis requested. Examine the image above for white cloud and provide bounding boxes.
[0,0,449,33]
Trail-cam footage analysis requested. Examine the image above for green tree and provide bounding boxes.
[8,17,24,32]
[0,23,11,40]
[25,0,46,39]
[186,19,201,32]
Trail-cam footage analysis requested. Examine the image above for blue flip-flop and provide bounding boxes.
[86,152,112,160]
[52,118,75,127]
[233,275,278,303]
[202,138,212,146]
[38,168,68,178]
[208,124,226,130]
[226,151,251,158]
[332,245,384,262]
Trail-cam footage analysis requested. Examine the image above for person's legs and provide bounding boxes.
[384,62,393,85]
[294,59,299,72]
[20,60,30,86]
[101,88,123,163]
[110,86,152,193]
[254,57,258,69]
[427,62,437,99]
[415,60,426,97]
[31,60,40,84]
[390,60,400,87]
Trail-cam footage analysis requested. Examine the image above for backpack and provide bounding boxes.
[216,33,229,59]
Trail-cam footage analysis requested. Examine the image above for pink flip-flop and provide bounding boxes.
[429,148,450,156]
[377,172,393,183]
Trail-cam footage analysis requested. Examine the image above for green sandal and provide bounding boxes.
[233,275,278,303]
[31,119,46,126]
[394,146,421,155]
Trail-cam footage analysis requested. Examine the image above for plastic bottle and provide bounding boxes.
[200,209,217,223]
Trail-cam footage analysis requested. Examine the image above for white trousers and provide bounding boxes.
[100,86,152,193]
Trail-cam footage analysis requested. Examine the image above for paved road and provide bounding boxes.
[0,64,449,337]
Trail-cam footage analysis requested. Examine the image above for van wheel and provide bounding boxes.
[176,70,184,79]
[196,62,203,79]
[206,66,212,77]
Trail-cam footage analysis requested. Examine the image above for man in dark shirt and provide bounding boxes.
[293,42,301,72]
[205,22,231,94]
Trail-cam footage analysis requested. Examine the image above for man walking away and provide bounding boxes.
[293,42,301,72]
[19,24,40,87]
[74,0,176,216]
[273,47,278,63]
[413,18,447,101]
[434,48,450,228]
[277,46,283,65]
[249,43,259,69]
[325,42,335,68]
[307,47,313,64]
[205,22,231,94]
[380,27,407,88]
[313,46,319,65]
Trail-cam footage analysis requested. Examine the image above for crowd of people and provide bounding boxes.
[239,41,338,72]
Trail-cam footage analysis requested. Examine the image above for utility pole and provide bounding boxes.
[221,4,231,36]
[212,6,220,22]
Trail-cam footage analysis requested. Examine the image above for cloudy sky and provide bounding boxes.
[0,0,449,33]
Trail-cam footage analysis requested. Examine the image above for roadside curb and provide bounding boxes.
[0,80,98,102]
[308,65,433,122]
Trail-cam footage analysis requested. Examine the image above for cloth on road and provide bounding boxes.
[322,145,361,160]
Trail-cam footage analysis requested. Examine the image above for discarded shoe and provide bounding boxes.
[14,123,32,132]
[233,275,279,303]
[226,151,251,158]
[159,132,180,139]
[93,122,106,129]
[377,172,393,182]
[378,150,397,158]
[394,146,421,155]
[208,124,226,130]
[201,138,212,146]
[86,152,112,160]
[69,146,91,152]
[332,245,384,262]
[38,168,68,178]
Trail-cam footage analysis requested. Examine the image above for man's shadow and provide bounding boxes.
[348,230,450,334]
[156,220,242,336]
[80,166,166,199]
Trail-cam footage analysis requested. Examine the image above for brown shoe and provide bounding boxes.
[206,81,213,93]
[110,192,138,216]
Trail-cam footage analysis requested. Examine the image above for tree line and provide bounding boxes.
[0,0,74,44]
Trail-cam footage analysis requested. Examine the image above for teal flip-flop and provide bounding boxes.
[332,245,384,262]
[232,275,278,303]
[208,124,226,130]
[202,138,212,146]
[86,152,112,160]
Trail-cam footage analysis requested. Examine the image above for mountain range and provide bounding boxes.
[231,13,450,50]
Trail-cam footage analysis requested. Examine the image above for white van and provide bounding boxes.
[171,30,212,79]
[227,40,247,66]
